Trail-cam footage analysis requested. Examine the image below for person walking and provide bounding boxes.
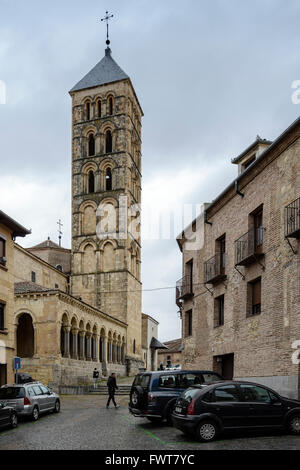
[93,368,99,389]
[106,373,119,409]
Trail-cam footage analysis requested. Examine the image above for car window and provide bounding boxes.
[214,385,240,402]
[202,390,214,403]
[40,385,49,394]
[178,374,202,388]
[27,387,36,397]
[240,385,272,403]
[181,388,199,404]
[133,375,150,388]
[32,386,43,396]
[202,373,221,383]
[0,387,25,399]
[159,375,177,388]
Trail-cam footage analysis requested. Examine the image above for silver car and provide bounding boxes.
[0,382,61,421]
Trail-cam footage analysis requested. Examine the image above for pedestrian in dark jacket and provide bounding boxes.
[106,373,119,409]
[93,368,99,389]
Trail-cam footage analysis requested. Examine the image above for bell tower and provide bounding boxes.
[69,30,143,363]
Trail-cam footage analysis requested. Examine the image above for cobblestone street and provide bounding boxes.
[0,395,300,450]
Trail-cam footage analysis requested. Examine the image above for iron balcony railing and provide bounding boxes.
[176,275,193,304]
[204,253,226,284]
[285,196,300,239]
[235,227,263,266]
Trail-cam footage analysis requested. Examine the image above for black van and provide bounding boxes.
[129,370,223,424]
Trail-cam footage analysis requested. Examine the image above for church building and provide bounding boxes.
[1,34,159,387]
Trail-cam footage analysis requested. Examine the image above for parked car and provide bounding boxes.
[0,382,61,421]
[172,380,300,442]
[129,370,223,424]
[0,403,18,430]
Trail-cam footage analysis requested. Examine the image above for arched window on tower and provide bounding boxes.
[86,102,91,121]
[88,134,95,156]
[88,171,95,193]
[108,96,113,115]
[105,130,112,153]
[106,168,112,191]
[133,339,136,355]
[97,100,102,118]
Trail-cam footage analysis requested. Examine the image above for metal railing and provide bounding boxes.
[235,228,263,266]
[176,275,193,303]
[285,197,300,238]
[204,253,226,284]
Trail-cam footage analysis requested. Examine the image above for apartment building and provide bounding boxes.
[176,118,300,398]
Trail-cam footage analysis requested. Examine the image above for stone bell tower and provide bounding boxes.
[69,34,143,364]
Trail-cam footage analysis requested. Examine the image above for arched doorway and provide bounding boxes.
[17,313,34,358]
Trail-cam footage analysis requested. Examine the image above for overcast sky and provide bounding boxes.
[1,0,300,341]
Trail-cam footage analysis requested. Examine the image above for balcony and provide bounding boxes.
[176,275,193,305]
[285,197,300,239]
[235,228,264,266]
[204,253,226,285]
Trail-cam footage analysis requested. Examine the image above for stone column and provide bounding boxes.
[86,333,92,361]
[71,328,78,359]
[92,335,98,362]
[79,331,85,360]
[63,327,70,358]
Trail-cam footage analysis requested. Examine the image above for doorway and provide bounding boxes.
[221,354,234,380]
[214,353,234,380]
[0,364,7,386]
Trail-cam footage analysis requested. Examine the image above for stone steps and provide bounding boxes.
[89,384,132,395]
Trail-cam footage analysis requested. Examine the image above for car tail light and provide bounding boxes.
[24,397,31,406]
[187,399,195,415]
[148,393,154,402]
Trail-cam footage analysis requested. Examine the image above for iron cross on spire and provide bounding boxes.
[101,10,114,45]
[57,219,63,247]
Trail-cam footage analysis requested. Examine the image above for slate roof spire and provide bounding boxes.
[70,46,129,93]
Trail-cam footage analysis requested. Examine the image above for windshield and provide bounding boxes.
[202,373,222,383]
[0,387,25,399]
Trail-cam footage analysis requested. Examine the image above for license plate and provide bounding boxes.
[175,406,182,413]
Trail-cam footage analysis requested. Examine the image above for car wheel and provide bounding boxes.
[146,417,163,424]
[10,412,18,429]
[31,406,39,421]
[288,415,300,435]
[53,400,60,414]
[196,420,219,442]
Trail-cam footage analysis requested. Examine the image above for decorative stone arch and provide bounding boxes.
[79,239,97,274]
[14,310,36,358]
[100,122,115,154]
[83,125,98,138]
[96,197,119,240]
[99,239,118,273]
[79,200,97,235]
[81,161,98,194]
[82,97,93,121]
[95,95,103,118]
[99,159,115,191]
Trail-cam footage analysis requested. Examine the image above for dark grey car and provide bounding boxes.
[0,382,61,421]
